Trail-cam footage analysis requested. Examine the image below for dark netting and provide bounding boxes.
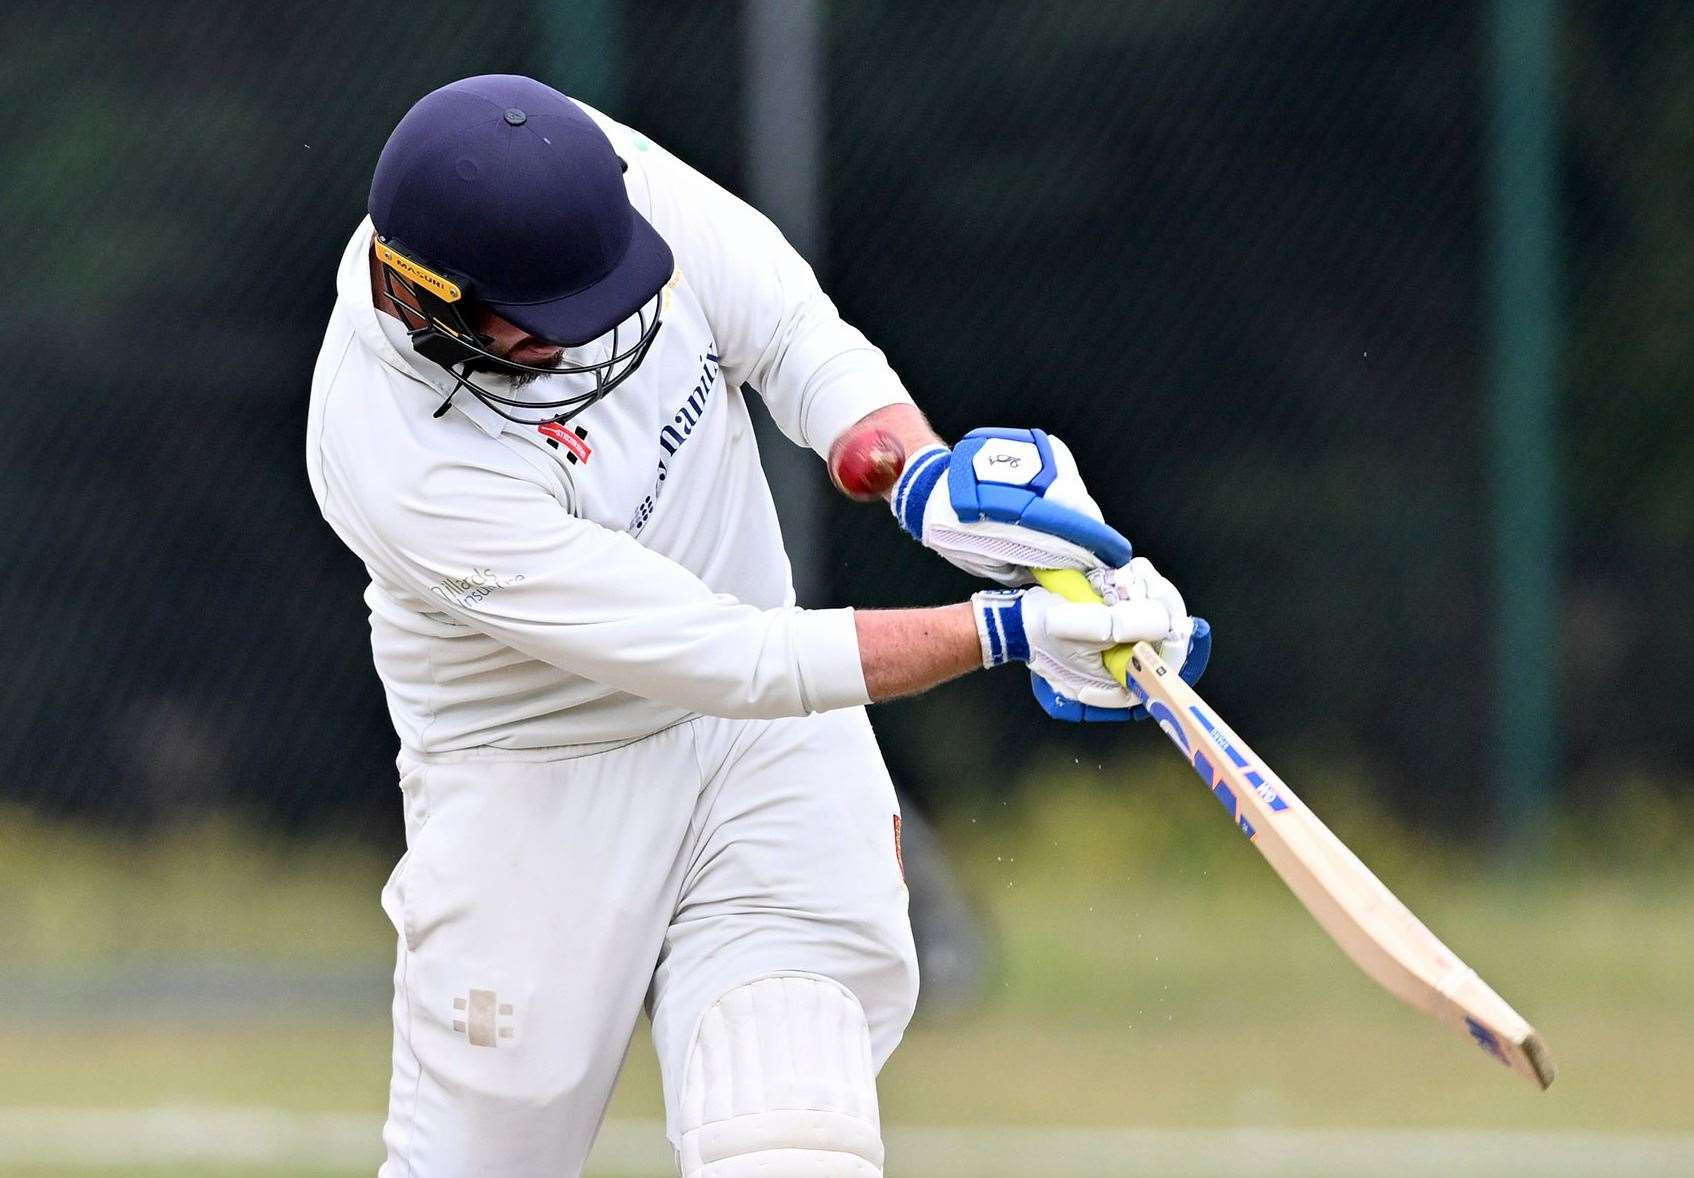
[3,1,1690,845]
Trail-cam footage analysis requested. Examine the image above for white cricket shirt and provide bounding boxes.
[305,103,914,753]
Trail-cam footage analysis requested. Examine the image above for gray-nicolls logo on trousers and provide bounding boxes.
[452,990,514,1046]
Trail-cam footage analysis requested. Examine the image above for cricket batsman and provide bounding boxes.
[306,75,1209,1177]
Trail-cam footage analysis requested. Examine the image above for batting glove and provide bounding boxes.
[1030,558,1212,722]
[892,428,1131,585]
[972,580,1181,712]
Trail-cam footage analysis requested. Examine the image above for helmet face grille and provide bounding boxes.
[376,253,667,427]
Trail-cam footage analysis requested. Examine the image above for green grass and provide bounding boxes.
[3,757,1692,1175]
[0,816,393,968]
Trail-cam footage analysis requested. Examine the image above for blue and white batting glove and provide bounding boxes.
[975,557,1213,723]
[892,428,1131,585]
[1031,618,1212,722]
[972,573,1192,716]
[1036,558,1212,722]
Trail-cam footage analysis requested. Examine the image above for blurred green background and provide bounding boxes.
[4,1,1693,1174]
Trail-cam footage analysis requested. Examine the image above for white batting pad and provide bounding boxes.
[677,973,883,1177]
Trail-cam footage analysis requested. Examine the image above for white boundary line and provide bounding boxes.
[2,1108,1691,1176]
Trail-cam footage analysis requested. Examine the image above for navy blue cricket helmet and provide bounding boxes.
[369,75,674,424]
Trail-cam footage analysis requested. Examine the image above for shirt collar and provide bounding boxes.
[338,217,510,439]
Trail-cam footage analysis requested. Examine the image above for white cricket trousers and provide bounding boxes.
[377,706,919,1177]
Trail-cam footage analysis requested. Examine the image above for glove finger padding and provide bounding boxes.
[975,567,1214,725]
[1090,556,1194,674]
[1027,559,1212,725]
[1043,599,1176,646]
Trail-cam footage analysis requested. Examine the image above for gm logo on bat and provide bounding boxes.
[1132,657,1288,839]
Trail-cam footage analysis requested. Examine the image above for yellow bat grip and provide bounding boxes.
[1031,568,1135,688]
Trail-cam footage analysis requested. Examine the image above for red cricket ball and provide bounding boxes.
[829,427,908,501]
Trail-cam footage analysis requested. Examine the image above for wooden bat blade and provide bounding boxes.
[1033,568,1555,1089]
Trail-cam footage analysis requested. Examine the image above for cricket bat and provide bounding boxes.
[1034,567,1556,1089]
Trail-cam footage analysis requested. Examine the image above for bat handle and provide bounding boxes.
[1031,568,1136,688]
